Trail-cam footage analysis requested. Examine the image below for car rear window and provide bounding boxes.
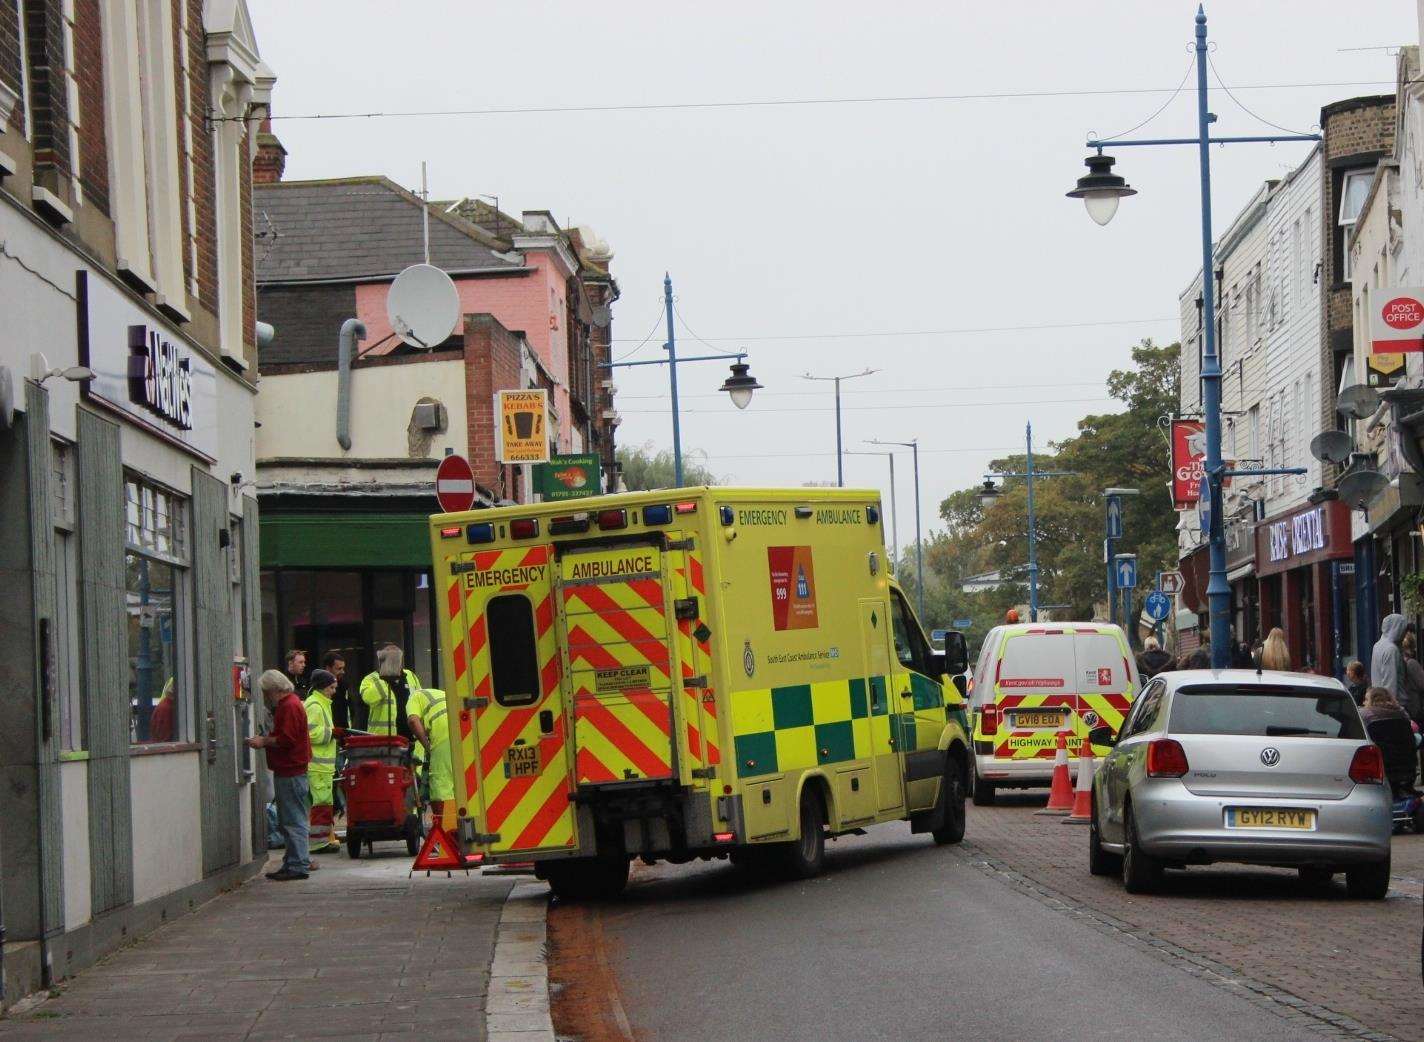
[1168,685,1364,739]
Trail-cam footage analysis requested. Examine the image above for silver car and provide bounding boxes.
[1088,669,1393,898]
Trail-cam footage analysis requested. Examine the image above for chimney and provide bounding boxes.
[253,116,287,184]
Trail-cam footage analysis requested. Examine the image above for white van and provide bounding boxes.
[968,622,1140,804]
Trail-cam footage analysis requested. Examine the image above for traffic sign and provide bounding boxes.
[952,618,973,630]
[1158,570,1184,595]
[1114,554,1138,590]
[1105,496,1123,538]
[1144,590,1171,622]
[435,453,476,513]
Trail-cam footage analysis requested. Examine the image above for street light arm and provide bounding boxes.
[602,352,745,369]
[1087,133,1319,149]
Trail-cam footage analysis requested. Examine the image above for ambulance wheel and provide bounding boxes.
[779,790,827,880]
[972,769,996,806]
[1088,787,1121,876]
[1121,804,1162,894]
[346,833,362,860]
[932,754,967,845]
[545,856,629,901]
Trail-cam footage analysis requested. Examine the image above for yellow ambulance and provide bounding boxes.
[429,487,972,898]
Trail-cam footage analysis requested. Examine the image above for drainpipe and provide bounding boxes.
[336,319,366,451]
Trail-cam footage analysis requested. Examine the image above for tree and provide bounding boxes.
[920,339,1181,630]
[616,442,720,490]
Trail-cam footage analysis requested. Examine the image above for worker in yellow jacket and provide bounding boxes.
[305,669,340,855]
[359,644,421,738]
[408,687,454,816]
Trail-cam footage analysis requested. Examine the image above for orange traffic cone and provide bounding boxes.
[1064,738,1095,824]
[1038,729,1073,815]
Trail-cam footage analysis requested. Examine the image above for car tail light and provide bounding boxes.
[597,508,627,530]
[510,518,539,539]
[980,705,999,737]
[642,504,672,525]
[1349,745,1385,785]
[1146,738,1189,778]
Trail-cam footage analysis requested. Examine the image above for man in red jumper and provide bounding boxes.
[245,670,313,880]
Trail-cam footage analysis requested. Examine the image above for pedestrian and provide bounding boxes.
[1259,627,1290,671]
[1360,685,1412,727]
[1230,635,1254,669]
[1181,648,1211,670]
[359,643,422,739]
[305,668,340,857]
[1371,613,1408,697]
[284,648,308,697]
[1136,635,1171,679]
[321,650,353,730]
[244,670,312,881]
[408,687,454,822]
[1400,633,1424,722]
[1344,660,1369,706]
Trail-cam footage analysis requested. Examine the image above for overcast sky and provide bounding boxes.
[248,0,1416,549]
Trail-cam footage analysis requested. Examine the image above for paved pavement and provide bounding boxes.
[571,798,1424,1042]
[0,848,513,1042]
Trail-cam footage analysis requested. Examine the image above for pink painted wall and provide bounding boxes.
[353,247,574,448]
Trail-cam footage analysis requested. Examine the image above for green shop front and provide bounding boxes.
[259,498,441,705]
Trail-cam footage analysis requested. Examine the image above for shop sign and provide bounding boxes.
[495,388,550,463]
[1369,289,1424,354]
[534,453,601,501]
[1171,419,1205,508]
[78,271,217,460]
[1254,500,1351,576]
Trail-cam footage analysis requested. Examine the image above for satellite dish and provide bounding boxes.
[1337,383,1382,420]
[387,264,460,349]
[1337,469,1389,510]
[1309,430,1354,464]
[592,305,612,328]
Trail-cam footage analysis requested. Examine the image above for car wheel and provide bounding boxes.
[778,789,827,879]
[1412,803,1424,834]
[971,768,997,806]
[1088,786,1122,877]
[1345,856,1391,900]
[1297,866,1334,889]
[1121,804,1161,894]
[933,754,967,845]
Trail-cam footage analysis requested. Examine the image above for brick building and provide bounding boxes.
[251,158,618,696]
[0,0,274,1007]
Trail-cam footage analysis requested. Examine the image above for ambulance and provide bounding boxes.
[968,622,1140,804]
[428,487,972,899]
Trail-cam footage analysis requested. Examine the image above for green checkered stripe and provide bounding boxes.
[732,674,944,779]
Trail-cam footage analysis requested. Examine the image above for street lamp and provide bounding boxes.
[601,273,763,486]
[869,437,923,621]
[1070,5,1312,668]
[802,368,878,486]
[982,421,1073,623]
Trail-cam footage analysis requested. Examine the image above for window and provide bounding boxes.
[889,589,931,676]
[53,441,82,751]
[1338,170,1372,281]
[1291,217,1303,308]
[1169,685,1363,739]
[1121,680,1166,739]
[487,595,540,707]
[1247,404,1261,463]
[124,475,189,745]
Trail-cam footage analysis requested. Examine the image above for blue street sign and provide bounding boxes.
[1115,554,1138,590]
[952,618,973,630]
[1105,496,1123,539]
[1144,590,1171,622]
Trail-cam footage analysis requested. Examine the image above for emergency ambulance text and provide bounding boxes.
[465,565,548,589]
[568,554,655,580]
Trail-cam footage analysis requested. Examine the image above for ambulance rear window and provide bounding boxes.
[487,595,540,707]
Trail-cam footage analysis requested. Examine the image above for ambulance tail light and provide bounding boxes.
[510,518,540,540]
[713,832,735,843]
[463,852,485,864]
[981,705,999,737]
[674,501,698,515]
[1145,738,1190,778]
[597,508,628,530]
[466,522,495,544]
[439,526,462,539]
[642,504,673,526]
[549,513,591,535]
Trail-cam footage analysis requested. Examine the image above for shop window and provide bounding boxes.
[487,595,540,707]
[124,475,190,745]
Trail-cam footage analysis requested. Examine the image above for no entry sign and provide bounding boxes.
[435,454,476,513]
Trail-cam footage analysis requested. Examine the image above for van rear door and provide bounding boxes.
[557,541,680,784]
[451,545,579,856]
[992,632,1076,762]
[1073,629,1136,752]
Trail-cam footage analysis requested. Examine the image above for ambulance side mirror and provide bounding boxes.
[941,631,969,676]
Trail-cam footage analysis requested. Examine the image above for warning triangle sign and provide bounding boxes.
[412,825,463,871]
